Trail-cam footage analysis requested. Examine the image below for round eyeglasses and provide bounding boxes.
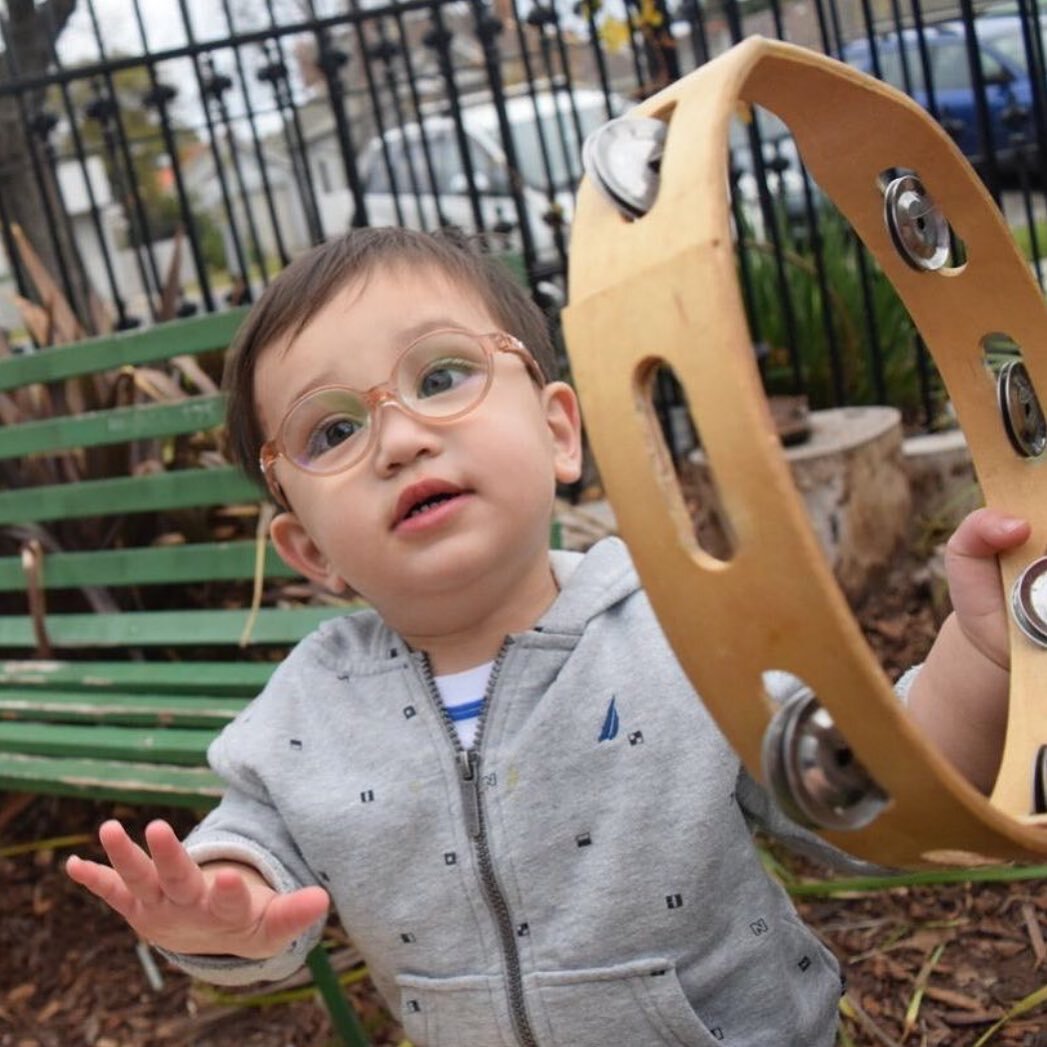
[259,328,545,505]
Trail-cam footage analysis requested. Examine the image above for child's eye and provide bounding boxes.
[304,414,365,461]
[416,357,482,399]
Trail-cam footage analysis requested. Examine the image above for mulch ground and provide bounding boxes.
[1,553,1045,1047]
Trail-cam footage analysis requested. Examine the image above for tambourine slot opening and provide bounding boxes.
[727,105,818,247]
[638,359,737,564]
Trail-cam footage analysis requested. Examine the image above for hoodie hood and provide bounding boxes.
[539,536,640,635]
[284,536,640,677]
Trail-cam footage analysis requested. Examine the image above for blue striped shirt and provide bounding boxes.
[434,662,493,749]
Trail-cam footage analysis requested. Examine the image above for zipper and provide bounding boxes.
[416,643,539,1047]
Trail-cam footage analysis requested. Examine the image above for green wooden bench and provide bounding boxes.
[0,310,371,1046]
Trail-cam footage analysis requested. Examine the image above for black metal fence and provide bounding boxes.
[1,0,1044,435]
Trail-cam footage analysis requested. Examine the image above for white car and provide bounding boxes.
[356,87,622,265]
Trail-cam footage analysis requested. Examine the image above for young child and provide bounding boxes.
[67,227,1026,1047]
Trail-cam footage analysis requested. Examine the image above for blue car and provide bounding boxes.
[843,16,1042,172]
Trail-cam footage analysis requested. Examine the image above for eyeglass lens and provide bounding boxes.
[281,331,493,473]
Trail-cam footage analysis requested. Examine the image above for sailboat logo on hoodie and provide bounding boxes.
[598,696,619,742]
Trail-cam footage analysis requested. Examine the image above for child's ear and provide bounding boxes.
[270,511,348,594]
[542,381,584,485]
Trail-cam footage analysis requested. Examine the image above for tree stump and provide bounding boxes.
[679,406,911,602]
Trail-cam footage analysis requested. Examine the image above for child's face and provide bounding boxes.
[258,264,582,633]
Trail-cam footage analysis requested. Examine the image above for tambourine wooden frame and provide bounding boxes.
[563,37,1047,866]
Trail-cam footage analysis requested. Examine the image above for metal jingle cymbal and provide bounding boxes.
[997,358,1047,459]
[883,173,951,272]
[582,115,667,220]
[761,687,889,831]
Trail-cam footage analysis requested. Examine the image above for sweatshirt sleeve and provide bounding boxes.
[155,723,326,985]
[733,763,890,875]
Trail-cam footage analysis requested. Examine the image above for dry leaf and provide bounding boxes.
[35,998,62,1023]
[1021,900,1046,967]
[10,224,84,342]
[7,982,36,1005]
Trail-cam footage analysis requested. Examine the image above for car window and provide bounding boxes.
[366,96,616,197]
[981,24,1040,73]
[879,47,927,93]
[366,137,410,194]
[507,101,612,191]
[423,131,456,195]
[368,124,518,197]
[433,131,511,195]
[980,47,1007,83]
[868,33,1013,95]
[930,38,1007,91]
[931,40,974,90]
[986,31,1026,70]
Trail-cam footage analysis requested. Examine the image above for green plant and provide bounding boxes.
[741,206,945,423]
[1010,217,1047,262]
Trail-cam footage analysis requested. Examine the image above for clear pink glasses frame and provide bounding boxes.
[259,329,545,507]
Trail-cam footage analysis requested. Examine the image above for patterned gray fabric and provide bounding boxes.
[168,537,901,1046]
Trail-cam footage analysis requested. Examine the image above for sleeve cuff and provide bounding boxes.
[894,664,922,704]
[154,832,324,985]
[183,832,302,894]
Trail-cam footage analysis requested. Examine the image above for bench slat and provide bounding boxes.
[0,751,223,807]
[0,721,213,765]
[0,659,277,694]
[0,606,351,648]
[0,688,248,727]
[0,542,297,591]
[0,310,246,392]
[0,467,261,525]
[0,395,227,461]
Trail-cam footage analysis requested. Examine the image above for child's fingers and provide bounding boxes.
[259,886,330,951]
[206,867,255,926]
[65,855,138,920]
[97,819,164,906]
[144,820,205,907]
[949,508,1030,558]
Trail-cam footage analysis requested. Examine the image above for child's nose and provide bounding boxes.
[370,400,441,475]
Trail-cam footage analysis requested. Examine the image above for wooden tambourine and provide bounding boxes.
[563,37,1047,867]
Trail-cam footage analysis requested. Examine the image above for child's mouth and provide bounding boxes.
[393,481,469,530]
[405,492,457,520]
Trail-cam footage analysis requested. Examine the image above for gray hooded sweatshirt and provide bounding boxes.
[171,537,888,1047]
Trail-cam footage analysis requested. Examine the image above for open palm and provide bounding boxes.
[66,819,329,959]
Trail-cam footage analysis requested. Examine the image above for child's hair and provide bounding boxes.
[223,226,557,485]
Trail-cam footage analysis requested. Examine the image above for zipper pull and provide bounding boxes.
[459,749,482,839]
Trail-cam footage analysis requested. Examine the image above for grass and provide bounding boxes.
[1010,217,1047,263]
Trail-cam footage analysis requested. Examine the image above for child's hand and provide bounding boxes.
[944,507,1031,669]
[66,819,330,959]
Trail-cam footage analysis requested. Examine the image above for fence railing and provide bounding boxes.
[1,0,1044,440]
